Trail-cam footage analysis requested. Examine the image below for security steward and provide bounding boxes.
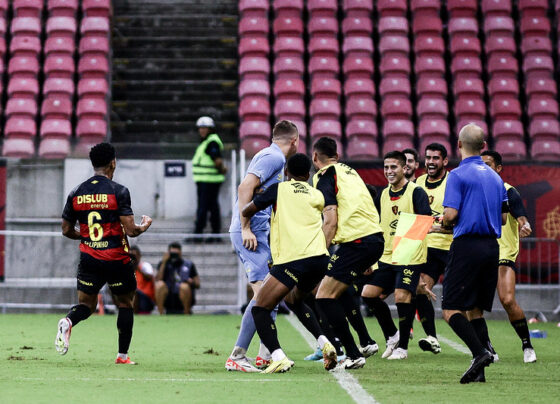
[192,116,227,237]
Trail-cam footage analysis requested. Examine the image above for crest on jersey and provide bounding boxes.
[428,195,434,205]
[392,206,399,215]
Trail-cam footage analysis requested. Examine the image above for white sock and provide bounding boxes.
[230,346,246,359]
[271,349,286,362]
[117,353,128,360]
[317,335,329,350]
[258,342,271,359]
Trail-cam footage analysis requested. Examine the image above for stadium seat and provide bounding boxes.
[417,98,448,120]
[455,99,486,119]
[239,17,268,37]
[46,16,77,38]
[448,18,478,37]
[419,137,452,157]
[10,36,41,56]
[487,54,518,78]
[238,79,270,99]
[382,137,414,155]
[528,98,559,120]
[5,117,36,138]
[414,56,445,77]
[241,136,269,158]
[38,138,70,159]
[6,98,37,119]
[488,77,519,99]
[417,77,447,98]
[379,56,410,77]
[13,0,43,17]
[273,37,304,57]
[310,98,341,120]
[8,57,40,78]
[309,120,342,140]
[485,36,516,58]
[308,17,338,37]
[40,119,72,138]
[8,78,39,99]
[382,120,414,138]
[273,99,305,120]
[492,120,524,140]
[239,97,271,121]
[346,119,377,140]
[273,57,304,79]
[292,120,307,138]
[342,17,373,36]
[80,17,110,37]
[2,138,35,158]
[529,119,560,140]
[381,98,412,120]
[531,139,560,160]
[344,0,373,18]
[418,119,450,140]
[525,78,557,99]
[379,36,410,57]
[41,97,73,119]
[239,57,269,80]
[11,17,41,36]
[77,78,107,98]
[520,16,550,37]
[378,17,408,36]
[308,37,339,57]
[82,0,111,17]
[307,0,338,17]
[377,0,406,17]
[309,56,339,78]
[342,36,373,57]
[380,77,410,99]
[273,16,304,36]
[411,0,440,15]
[522,56,554,79]
[239,121,270,140]
[451,56,483,79]
[494,138,526,161]
[76,119,107,139]
[273,0,303,17]
[450,36,481,56]
[0,0,8,17]
[521,36,552,57]
[46,55,76,78]
[311,78,341,99]
[273,78,305,99]
[343,56,374,78]
[240,37,269,57]
[412,16,443,35]
[345,78,375,99]
[240,0,269,17]
[76,97,107,120]
[483,16,514,37]
[490,98,521,120]
[45,77,74,98]
[447,0,477,17]
[346,136,379,160]
[518,0,548,16]
[48,0,79,17]
[45,37,75,56]
[79,36,109,57]
[414,36,445,56]
[481,0,511,16]
[346,98,377,121]
[453,78,484,99]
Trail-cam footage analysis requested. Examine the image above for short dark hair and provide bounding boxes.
[365,184,377,201]
[383,150,407,166]
[402,148,419,162]
[287,153,311,177]
[129,245,141,254]
[313,137,338,158]
[168,242,182,251]
[89,143,116,168]
[272,120,298,141]
[481,150,503,166]
[425,143,448,159]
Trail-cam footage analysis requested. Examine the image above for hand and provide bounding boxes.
[418,281,437,301]
[162,252,170,263]
[519,222,532,238]
[141,215,152,230]
[242,228,258,251]
[434,215,443,224]
[428,225,440,234]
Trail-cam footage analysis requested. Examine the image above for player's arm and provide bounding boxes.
[61,192,80,239]
[322,205,338,248]
[120,215,152,237]
[442,207,459,228]
[238,173,261,251]
[156,255,169,281]
[442,171,460,229]
[188,264,201,289]
[61,219,81,240]
[241,183,278,219]
[315,166,338,248]
[507,187,532,237]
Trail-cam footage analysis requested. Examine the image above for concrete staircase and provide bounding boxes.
[110,0,239,159]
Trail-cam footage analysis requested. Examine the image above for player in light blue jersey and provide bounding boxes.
[225,120,299,372]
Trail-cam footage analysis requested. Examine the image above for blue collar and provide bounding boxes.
[459,155,483,166]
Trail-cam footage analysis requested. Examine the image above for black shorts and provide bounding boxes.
[422,247,449,283]
[164,285,196,314]
[270,254,329,293]
[136,290,155,313]
[499,259,518,272]
[326,232,384,285]
[77,253,137,296]
[366,262,423,295]
[442,235,499,312]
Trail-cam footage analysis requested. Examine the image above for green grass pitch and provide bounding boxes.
[0,314,558,403]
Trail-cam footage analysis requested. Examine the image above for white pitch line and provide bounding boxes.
[286,315,379,404]
[437,334,471,355]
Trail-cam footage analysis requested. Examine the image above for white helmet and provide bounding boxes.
[196,116,215,128]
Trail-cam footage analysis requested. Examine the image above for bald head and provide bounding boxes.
[458,124,485,155]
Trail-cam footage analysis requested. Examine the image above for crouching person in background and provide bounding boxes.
[130,246,155,314]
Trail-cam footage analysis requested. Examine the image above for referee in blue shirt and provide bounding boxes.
[441,124,509,384]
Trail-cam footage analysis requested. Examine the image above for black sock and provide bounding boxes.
[511,318,533,349]
[362,297,397,340]
[416,294,437,337]
[448,313,486,357]
[396,302,415,349]
[251,306,281,353]
[316,298,362,359]
[285,301,322,340]
[339,289,375,346]
[117,307,134,354]
[314,301,344,355]
[66,304,91,327]
[470,318,494,353]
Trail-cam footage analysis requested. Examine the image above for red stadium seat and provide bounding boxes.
[239,121,270,140]
[76,119,107,139]
[379,77,410,99]
[451,56,482,79]
[342,36,373,57]
[8,78,39,99]
[80,17,109,37]
[273,78,305,99]
[454,99,486,119]
[379,55,410,77]
[346,136,379,160]
[377,0,406,16]
[0,19,5,37]
[417,98,448,119]
[411,0,440,17]
[2,138,35,158]
[453,78,484,99]
[240,97,271,121]
[273,99,305,120]
[518,0,548,17]
[531,139,560,160]
[40,119,72,138]
[521,37,552,57]
[346,119,377,140]
[418,119,450,139]
[378,17,408,36]
[488,77,519,99]
[382,137,414,155]
[14,0,43,17]
[342,16,373,36]
[490,98,522,120]
[419,137,452,157]
[308,16,338,37]
[45,55,76,78]
[82,0,111,17]
[522,56,554,79]
[382,119,414,138]
[381,98,412,119]
[241,136,269,158]
[528,98,559,120]
[483,16,514,37]
[5,117,36,138]
[239,37,269,57]
[79,36,109,57]
[529,119,560,140]
[0,0,6,17]
[448,18,478,37]
[45,77,74,98]
[238,79,270,99]
[239,17,268,37]
[6,98,37,119]
[414,36,445,56]
[11,17,41,36]
[447,0,477,17]
[273,0,303,17]
[240,0,269,18]
[273,37,304,57]
[520,16,551,37]
[343,56,374,79]
[46,16,77,38]
[417,77,447,98]
[414,56,445,77]
[450,36,481,56]
[481,0,511,16]
[239,57,269,80]
[273,16,303,36]
[345,78,375,99]
[484,36,516,57]
[273,57,304,78]
[77,78,107,98]
[0,37,5,55]
[525,78,557,99]
[310,120,342,140]
[49,0,79,17]
[412,16,443,35]
[45,37,75,56]
[492,120,524,140]
[38,138,70,159]
[308,37,339,57]
[10,36,41,56]
[292,120,307,138]
[311,78,341,99]
[309,56,339,78]
[8,56,40,78]
[344,0,373,17]
[308,0,338,17]
[346,98,377,120]
[378,36,410,57]
[41,97,73,119]
[494,138,526,161]
[310,98,341,120]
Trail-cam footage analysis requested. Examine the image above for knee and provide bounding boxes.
[394,289,411,303]
[500,293,516,310]
[442,310,453,323]
[179,282,192,294]
[155,281,167,293]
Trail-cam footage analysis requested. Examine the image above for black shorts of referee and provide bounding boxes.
[442,235,499,312]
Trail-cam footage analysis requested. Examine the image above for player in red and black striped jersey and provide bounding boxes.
[55,143,152,364]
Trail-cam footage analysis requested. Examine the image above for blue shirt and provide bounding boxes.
[229,143,286,233]
[443,156,507,238]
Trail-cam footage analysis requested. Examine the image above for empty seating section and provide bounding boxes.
[0,0,111,158]
[236,0,560,160]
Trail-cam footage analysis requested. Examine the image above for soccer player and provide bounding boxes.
[55,143,153,364]
[403,148,420,181]
[414,143,452,354]
[226,120,299,372]
[481,151,536,363]
[361,151,431,360]
[312,137,385,370]
[242,153,335,373]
